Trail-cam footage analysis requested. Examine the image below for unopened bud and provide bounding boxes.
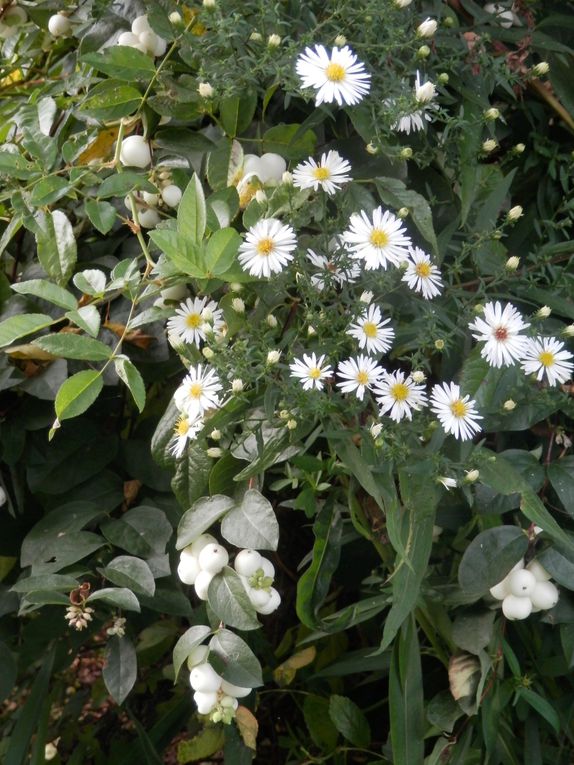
[417,18,437,37]
[267,350,280,364]
[507,205,523,222]
[230,283,242,292]
[268,33,281,47]
[198,82,214,98]
[563,324,574,337]
[536,305,551,318]
[394,0,412,6]
[266,314,278,328]
[503,399,516,411]
[286,419,297,430]
[434,339,445,350]
[366,142,379,155]
[202,347,215,359]
[231,378,244,393]
[207,447,222,458]
[334,34,347,46]
[255,189,267,204]
[307,325,316,336]
[514,143,525,154]
[360,290,373,304]
[412,370,426,383]
[398,207,409,219]
[249,31,262,41]
[484,107,500,121]
[532,61,550,76]
[399,147,413,159]
[482,139,497,153]
[203,0,216,7]
[465,469,480,483]
[474,303,484,313]
[505,256,520,271]
[438,72,449,85]
[169,11,183,24]
[370,422,383,438]
[282,171,293,184]
[415,81,436,103]
[231,297,245,313]
[417,44,431,59]
[210,429,221,440]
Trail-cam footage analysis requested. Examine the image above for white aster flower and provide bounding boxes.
[166,297,224,346]
[169,415,204,458]
[174,364,223,419]
[342,206,412,270]
[296,44,371,107]
[347,304,395,355]
[521,337,574,386]
[391,71,437,135]
[402,247,443,299]
[374,370,427,422]
[468,300,530,368]
[238,218,297,278]
[306,243,360,290]
[289,352,333,390]
[292,150,352,195]
[430,382,482,441]
[337,355,383,400]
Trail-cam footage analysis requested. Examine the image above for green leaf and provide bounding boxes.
[303,696,339,752]
[220,489,279,551]
[84,199,117,234]
[0,313,54,348]
[81,80,142,120]
[517,688,560,734]
[30,532,105,575]
[87,587,141,612]
[207,137,242,191]
[262,124,316,161]
[177,728,226,763]
[219,92,258,137]
[209,628,263,688]
[537,547,574,591]
[11,279,76,310]
[458,526,527,597]
[204,227,241,276]
[328,695,371,748]
[207,567,260,631]
[98,171,158,199]
[389,617,425,765]
[176,495,235,550]
[101,555,156,597]
[65,305,101,337]
[171,443,212,509]
[11,574,79,593]
[375,177,438,255]
[115,357,146,412]
[148,229,205,277]
[547,457,574,517]
[34,333,112,361]
[103,636,138,705]
[172,625,212,681]
[55,370,103,421]
[178,174,206,246]
[0,642,16,703]
[0,150,38,179]
[29,210,77,286]
[82,46,156,80]
[29,176,72,206]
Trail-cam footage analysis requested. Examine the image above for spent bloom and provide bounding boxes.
[468,301,530,367]
[167,297,224,347]
[296,44,371,107]
[292,150,352,195]
[342,206,412,270]
[170,415,204,458]
[521,337,574,386]
[289,352,333,390]
[374,370,427,422]
[346,304,395,355]
[392,71,437,134]
[430,382,482,441]
[306,242,360,290]
[238,218,297,278]
[174,364,223,419]
[402,247,443,299]
[337,355,383,400]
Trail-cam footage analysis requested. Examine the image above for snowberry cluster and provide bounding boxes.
[117,15,167,57]
[236,152,287,206]
[187,644,251,723]
[490,559,559,620]
[48,13,72,38]
[177,536,281,615]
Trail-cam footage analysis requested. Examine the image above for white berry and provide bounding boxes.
[198,544,229,574]
[234,549,263,577]
[530,581,559,610]
[138,208,160,228]
[151,35,167,57]
[190,533,218,557]
[260,557,275,580]
[220,694,239,709]
[248,587,271,609]
[526,560,551,582]
[257,153,287,183]
[119,135,151,168]
[489,579,509,601]
[220,679,251,698]
[502,594,533,620]
[131,15,152,36]
[161,184,183,208]
[194,570,214,600]
[118,31,139,47]
[189,662,222,692]
[187,645,209,669]
[177,554,200,585]
[257,587,281,615]
[48,13,71,37]
[138,30,158,54]
[508,569,537,597]
[193,690,218,714]
[142,191,159,207]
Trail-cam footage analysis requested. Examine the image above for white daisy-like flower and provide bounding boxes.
[342,206,412,270]
[292,150,352,195]
[166,297,224,346]
[238,218,297,278]
[402,247,443,299]
[391,71,437,135]
[521,337,574,386]
[374,370,427,422]
[430,382,482,441]
[169,415,204,458]
[174,364,223,419]
[337,354,383,400]
[306,244,360,290]
[468,301,530,368]
[295,44,371,107]
[347,304,395,355]
[289,352,333,390]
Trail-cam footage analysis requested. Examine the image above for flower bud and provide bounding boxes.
[229,282,242,293]
[399,147,413,159]
[198,82,214,98]
[416,81,436,103]
[397,207,409,219]
[307,326,316,336]
[465,469,480,483]
[532,62,550,76]
[417,45,431,59]
[505,256,520,271]
[255,189,267,204]
[370,422,383,438]
[484,107,500,121]
[514,143,525,154]
[282,171,293,185]
[563,324,574,337]
[536,305,551,318]
[278,409,290,419]
[202,347,215,359]
[474,303,484,313]
[203,0,216,7]
[438,72,449,85]
[249,31,262,41]
[417,18,437,37]
[286,419,297,430]
[207,447,222,459]
[434,339,445,350]
[394,0,412,6]
[503,399,516,411]
[266,314,278,328]
[507,205,523,222]
[412,370,426,383]
[366,142,379,155]
[360,290,373,304]
[169,11,183,24]
[231,297,245,313]
[267,350,280,364]
[231,378,244,393]
[334,34,347,46]
[482,139,497,153]
[268,33,281,47]
[210,429,221,440]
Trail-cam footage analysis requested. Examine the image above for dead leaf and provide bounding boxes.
[448,653,480,701]
[273,646,316,686]
[235,706,258,750]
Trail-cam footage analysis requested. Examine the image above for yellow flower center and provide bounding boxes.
[325,62,345,82]
[391,382,409,401]
[176,418,190,436]
[188,382,203,399]
[257,237,274,257]
[363,321,378,338]
[309,367,322,380]
[538,351,555,367]
[450,400,468,418]
[370,229,389,248]
[356,371,370,385]
[313,166,331,181]
[415,262,432,278]
[185,313,202,329]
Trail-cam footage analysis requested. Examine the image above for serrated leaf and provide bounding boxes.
[209,628,263,687]
[103,636,137,704]
[207,567,260,631]
[115,357,145,412]
[177,495,235,550]
[172,625,212,681]
[55,370,103,421]
[11,279,77,310]
[220,489,279,551]
[35,333,112,361]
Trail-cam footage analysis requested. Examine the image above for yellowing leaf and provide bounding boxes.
[77,125,133,165]
[235,705,258,751]
[273,646,316,686]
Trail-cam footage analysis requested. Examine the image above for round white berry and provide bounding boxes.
[138,208,160,228]
[194,570,214,600]
[177,554,200,585]
[220,694,239,709]
[193,690,218,714]
[489,579,510,601]
[187,645,209,669]
[190,533,218,558]
[119,135,151,168]
[142,191,159,207]
[161,184,183,208]
[118,31,139,47]
[530,581,559,611]
[234,549,263,577]
[220,679,251,698]
[151,36,167,57]
[257,153,287,184]
[248,587,271,609]
[526,560,551,582]
[48,13,71,37]
[189,662,222,692]
[260,557,275,580]
[256,587,281,615]
[508,569,537,597]
[502,594,533,620]
[198,544,229,574]
[138,30,159,55]
[131,15,152,36]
